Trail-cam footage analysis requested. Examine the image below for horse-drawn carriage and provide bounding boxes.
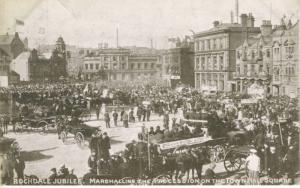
[59,117,99,148]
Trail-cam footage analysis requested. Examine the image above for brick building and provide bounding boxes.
[194,13,261,92]
[161,37,194,88]
[0,48,11,87]
[272,20,299,98]
[234,20,273,96]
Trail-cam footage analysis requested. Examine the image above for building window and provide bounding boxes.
[237,51,240,59]
[104,56,108,61]
[150,63,154,69]
[251,51,255,59]
[236,65,240,75]
[207,56,211,69]
[201,41,205,51]
[207,40,210,50]
[266,49,270,57]
[96,64,99,70]
[90,64,93,70]
[195,41,199,51]
[259,65,263,72]
[121,56,125,61]
[213,39,217,49]
[85,64,88,70]
[113,63,117,69]
[131,63,135,69]
[219,38,223,49]
[137,63,141,69]
[213,56,217,70]
[244,65,247,75]
[274,48,279,54]
[112,56,117,61]
[144,63,148,69]
[196,57,200,70]
[219,56,223,70]
[201,57,205,70]
[121,63,126,69]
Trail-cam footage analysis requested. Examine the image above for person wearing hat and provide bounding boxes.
[112,110,118,126]
[245,149,260,185]
[267,146,280,178]
[203,163,216,185]
[14,155,25,179]
[88,152,98,173]
[49,168,57,184]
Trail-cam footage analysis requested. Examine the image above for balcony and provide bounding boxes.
[233,72,270,80]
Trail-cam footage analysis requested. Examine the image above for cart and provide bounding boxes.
[60,118,99,148]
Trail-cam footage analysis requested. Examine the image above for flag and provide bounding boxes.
[15,19,24,25]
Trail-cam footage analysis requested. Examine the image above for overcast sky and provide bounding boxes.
[0,0,299,49]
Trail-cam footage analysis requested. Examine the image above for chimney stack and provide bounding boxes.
[231,11,234,23]
[240,14,248,27]
[260,20,272,36]
[247,13,255,27]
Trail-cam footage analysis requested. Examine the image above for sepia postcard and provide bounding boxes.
[0,0,299,186]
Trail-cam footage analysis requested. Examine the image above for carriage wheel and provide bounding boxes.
[210,145,226,163]
[39,122,48,135]
[75,132,85,148]
[223,150,242,173]
[60,132,67,144]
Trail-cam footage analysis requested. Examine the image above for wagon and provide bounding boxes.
[223,145,253,173]
[16,116,57,134]
[60,118,99,148]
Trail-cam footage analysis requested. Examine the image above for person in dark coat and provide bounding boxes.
[95,104,101,120]
[88,153,98,172]
[163,112,169,129]
[112,111,118,127]
[154,126,163,135]
[267,146,280,178]
[49,168,57,184]
[89,133,99,156]
[100,132,111,160]
[146,106,151,121]
[284,145,297,184]
[122,112,129,128]
[0,154,14,185]
[148,127,155,135]
[136,106,142,122]
[129,108,135,123]
[104,112,110,128]
[14,155,25,179]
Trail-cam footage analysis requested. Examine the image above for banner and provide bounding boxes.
[158,136,212,150]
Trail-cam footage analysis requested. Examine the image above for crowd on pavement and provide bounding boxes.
[0,81,299,185]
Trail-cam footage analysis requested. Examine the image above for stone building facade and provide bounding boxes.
[82,47,161,82]
[234,20,273,96]
[194,13,261,92]
[272,20,299,98]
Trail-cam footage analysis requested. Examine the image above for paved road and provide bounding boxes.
[6,113,231,179]
[6,113,299,184]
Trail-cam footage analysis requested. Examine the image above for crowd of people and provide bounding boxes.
[0,81,299,185]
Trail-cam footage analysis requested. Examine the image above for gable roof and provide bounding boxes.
[0,34,15,45]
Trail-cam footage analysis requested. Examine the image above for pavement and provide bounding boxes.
[5,112,300,185]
